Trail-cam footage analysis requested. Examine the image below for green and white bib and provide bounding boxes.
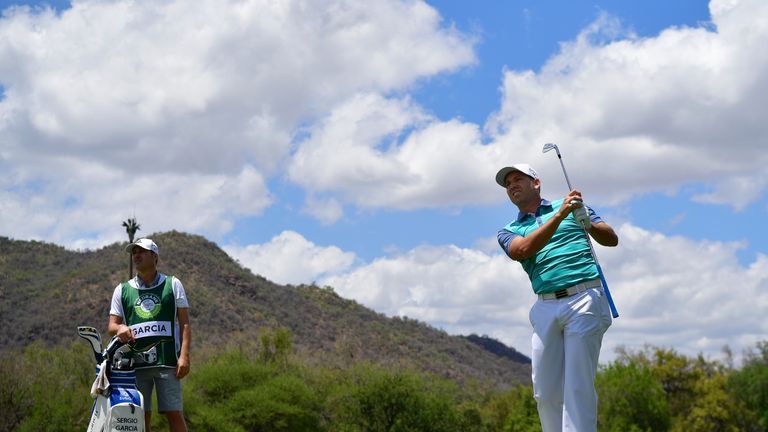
[121,275,178,368]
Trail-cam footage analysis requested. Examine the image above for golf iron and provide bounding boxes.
[542,143,620,318]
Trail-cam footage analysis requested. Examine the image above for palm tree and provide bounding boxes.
[122,217,141,278]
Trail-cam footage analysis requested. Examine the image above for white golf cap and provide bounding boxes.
[125,238,159,256]
[495,163,539,187]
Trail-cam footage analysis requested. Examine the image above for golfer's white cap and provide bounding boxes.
[125,238,159,256]
[495,164,539,187]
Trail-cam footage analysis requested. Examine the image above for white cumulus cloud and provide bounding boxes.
[0,0,476,246]
[288,0,768,220]
[486,0,768,207]
[231,223,767,364]
[289,92,503,214]
[224,230,356,285]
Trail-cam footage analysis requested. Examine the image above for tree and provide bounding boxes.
[611,344,759,432]
[258,327,293,366]
[328,364,470,432]
[480,385,540,432]
[727,341,768,431]
[681,372,752,432]
[597,362,670,431]
[0,342,94,432]
[613,345,702,416]
[184,348,322,432]
[122,217,140,278]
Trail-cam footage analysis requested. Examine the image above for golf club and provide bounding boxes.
[542,143,619,318]
[77,325,104,364]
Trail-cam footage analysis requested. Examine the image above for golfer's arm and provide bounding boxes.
[507,212,568,260]
[588,221,618,247]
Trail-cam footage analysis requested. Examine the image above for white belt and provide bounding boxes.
[538,279,602,300]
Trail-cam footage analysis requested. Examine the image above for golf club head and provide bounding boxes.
[104,336,128,360]
[77,326,104,363]
[542,142,560,155]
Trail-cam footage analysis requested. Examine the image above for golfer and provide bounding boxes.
[496,164,618,432]
[108,238,191,432]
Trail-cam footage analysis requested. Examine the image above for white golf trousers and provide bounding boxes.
[530,286,612,432]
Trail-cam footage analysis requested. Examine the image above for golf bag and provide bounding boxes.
[77,326,145,432]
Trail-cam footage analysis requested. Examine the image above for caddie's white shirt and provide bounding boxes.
[110,272,189,353]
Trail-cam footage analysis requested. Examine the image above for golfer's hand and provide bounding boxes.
[116,324,135,344]
[176,356,190,379]
[560,190,583,214]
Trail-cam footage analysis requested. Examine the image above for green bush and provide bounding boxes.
[324,363,475,432]
[0,352,32,432]
[5,333,768,432]
[679,372,752,432]
[596,362,670,432]
[727,341,768,432]
[185,348,322,431]
[480,384,540,432]
[0,341,93,432]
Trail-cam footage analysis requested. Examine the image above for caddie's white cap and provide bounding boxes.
[495,163,539,187]
[125,238,159,256]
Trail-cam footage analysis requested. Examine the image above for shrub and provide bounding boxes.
[597,362,670,432]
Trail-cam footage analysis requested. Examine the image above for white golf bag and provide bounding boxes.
[78,326,145,432]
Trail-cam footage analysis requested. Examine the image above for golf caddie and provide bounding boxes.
[108,238,191,432]
[496,164,618,432]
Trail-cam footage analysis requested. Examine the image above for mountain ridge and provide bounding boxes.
[0,231,530,388]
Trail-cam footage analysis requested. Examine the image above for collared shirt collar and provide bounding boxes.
[133,272,165,289]
[516,198,552,222]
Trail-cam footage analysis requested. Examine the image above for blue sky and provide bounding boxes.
[1,0,766,364]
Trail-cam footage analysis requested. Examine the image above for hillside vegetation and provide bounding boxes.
[1,233,767,431]
[2,329,766,431]
[0,231,530,388]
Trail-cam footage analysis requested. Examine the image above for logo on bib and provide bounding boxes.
[134,293,162,319]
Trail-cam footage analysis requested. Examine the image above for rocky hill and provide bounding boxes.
[0,231,530,388]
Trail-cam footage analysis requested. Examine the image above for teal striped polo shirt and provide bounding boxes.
[497,199,601,295]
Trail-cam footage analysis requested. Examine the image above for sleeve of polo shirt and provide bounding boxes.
[497,229,519,258]
[109,284,124,318]
[587,206,604,224]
